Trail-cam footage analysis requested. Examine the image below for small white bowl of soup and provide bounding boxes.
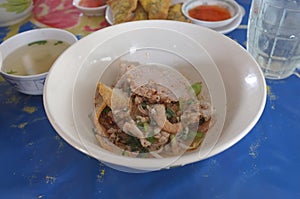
[73,0,107,16]
[182,0,240,29]
[0,28,78,95]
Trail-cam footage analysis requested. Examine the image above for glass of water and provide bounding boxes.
[247,0,300,79]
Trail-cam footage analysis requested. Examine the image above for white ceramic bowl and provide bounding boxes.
[43,21,266,173]
[73,0,107,16]
[0,28,78,95]
[71,27,226,172]
[0,0,33,27]
[182,0,240,28]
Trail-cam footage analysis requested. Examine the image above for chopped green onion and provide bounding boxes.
[143,122,149,133]
[147,136,156,144]
[28,40,47,46]
[126,136,140,151]
[137,121,143,127]
[191,82,202,96]
[141,101,147,109]
[6,70,17,74]
[188,131,203,139]
[170,134,176,144]
[102,106,111,114]
[179,98,183,111]
[137,121,149,133]
[54,41,63,45]
[196,131,203,138]
[166,107,176,119]
[137,121,144,131]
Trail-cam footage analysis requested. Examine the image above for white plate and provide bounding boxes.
[43,20,266,171]
[71,27,226,171]
[105,1,244,34]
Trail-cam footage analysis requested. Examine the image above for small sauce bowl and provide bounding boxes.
[0,28,78,95]
[73,0,107,16]
[182,0,240,29]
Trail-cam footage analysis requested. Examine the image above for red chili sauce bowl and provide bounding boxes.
[182,0,240,29]
[73,0,107,16]
[79,0,105,7]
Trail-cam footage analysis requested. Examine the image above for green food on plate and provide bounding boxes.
[0,0,31,14]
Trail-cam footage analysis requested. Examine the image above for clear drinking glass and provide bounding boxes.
[247,0,300,79]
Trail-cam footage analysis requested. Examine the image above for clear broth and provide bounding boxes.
[3,40,71,76]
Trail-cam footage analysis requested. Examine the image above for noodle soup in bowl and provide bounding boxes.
[70,25,227,172]
[0,28,78,95]
[43,21,266,173]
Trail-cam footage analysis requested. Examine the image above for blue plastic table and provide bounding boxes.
[1,0,300,198]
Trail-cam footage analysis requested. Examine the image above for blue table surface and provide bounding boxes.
[1,1,300,198]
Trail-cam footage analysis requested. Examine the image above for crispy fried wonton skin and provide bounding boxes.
[167,3,189,22]
[132,3,148,21]
[138,0,171,19]
[107,0,138,24]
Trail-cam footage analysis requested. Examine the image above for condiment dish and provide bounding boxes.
[182,0,241,29]
[73,0,107,16]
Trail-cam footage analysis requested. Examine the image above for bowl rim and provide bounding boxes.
[0,69,48,79]
[182,0,241,25]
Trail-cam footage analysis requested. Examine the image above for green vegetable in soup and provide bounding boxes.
[146,136,156,144]
[196,131,203,138]
[187,131,203,140]
[126,135,148,153]
[102,106,111,115]
[165,106,176,119]
[54,41,64,45]
[143,122,149,133]
[28,40,47,46]
[6,69,17,74]
[137,121,149,133]
[141,101,147,109]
